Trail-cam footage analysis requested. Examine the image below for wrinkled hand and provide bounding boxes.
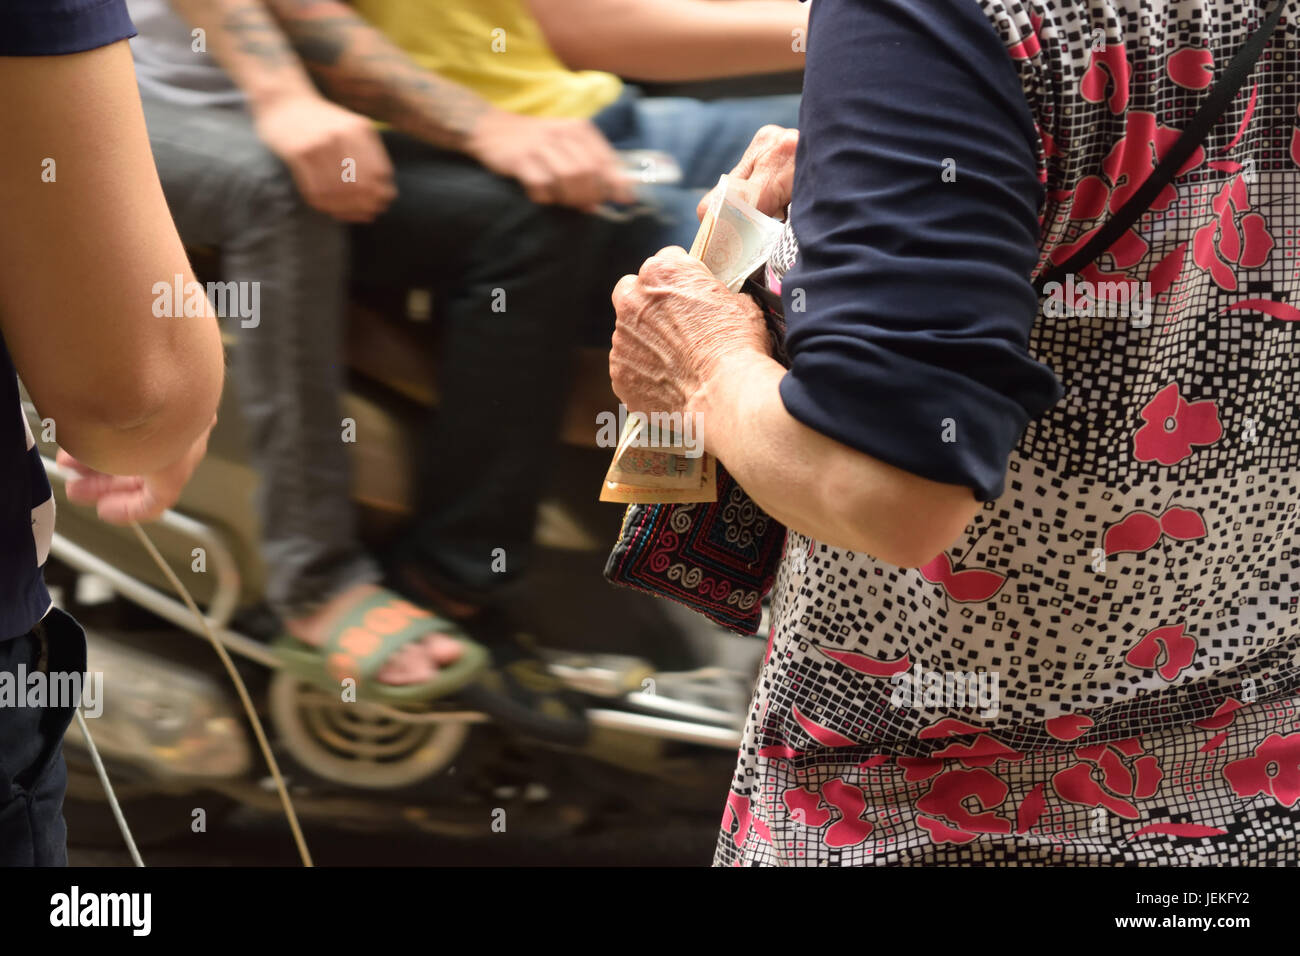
[58,419,214,525]
[253,94,397,223]
[467,108,635,210]
[697,124,798,221]
[610,247,769,420]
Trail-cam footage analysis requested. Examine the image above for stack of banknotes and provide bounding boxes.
[600,175,785,504]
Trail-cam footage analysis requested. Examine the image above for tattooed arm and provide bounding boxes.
[168,0,317,107]
[165,0,395,221]
[260,0,489,150]
[261,0,634,208]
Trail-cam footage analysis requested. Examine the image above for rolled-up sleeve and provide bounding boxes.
[0,0,135,56]
[778,0,1063,502]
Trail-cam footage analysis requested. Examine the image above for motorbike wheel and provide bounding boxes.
[266,671,470,790]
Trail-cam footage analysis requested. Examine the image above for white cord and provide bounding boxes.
[128,520,313,867]
[74,707,144,867]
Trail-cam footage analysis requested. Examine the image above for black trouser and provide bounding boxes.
[0,607,86,866]
[352,133,595,603]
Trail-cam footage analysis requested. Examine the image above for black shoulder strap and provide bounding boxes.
[1034,0,1288,294]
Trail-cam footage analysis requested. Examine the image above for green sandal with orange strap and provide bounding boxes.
[271,590,489,705]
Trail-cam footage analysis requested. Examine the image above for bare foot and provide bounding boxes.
[284,583,464,686]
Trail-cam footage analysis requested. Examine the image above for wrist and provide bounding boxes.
[462,107,508,157]
[246,81,320,119]
[687,344,780,457]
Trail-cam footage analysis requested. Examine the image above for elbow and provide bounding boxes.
[94,382,179,437]
[826,472,982,571]
[868,527,969,572]
[101,370,220,439]
[529,3,608,72]
[50,363,223,475]
[541,32,597,73]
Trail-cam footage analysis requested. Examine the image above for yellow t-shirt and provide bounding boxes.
[353,0,624,119]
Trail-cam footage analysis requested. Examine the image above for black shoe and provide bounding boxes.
[390,564,590,746]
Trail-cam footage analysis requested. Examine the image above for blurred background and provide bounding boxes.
[41,0,805,866]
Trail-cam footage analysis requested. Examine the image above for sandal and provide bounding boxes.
[271,588,489,705]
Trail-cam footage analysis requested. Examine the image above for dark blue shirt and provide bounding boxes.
[778,0,1063,502]
[0,0,135,639]
[0,0,135,56]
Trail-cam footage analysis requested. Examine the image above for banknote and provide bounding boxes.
[695,177,784,291]
[600,175,783,505]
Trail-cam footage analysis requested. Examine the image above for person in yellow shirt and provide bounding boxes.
[350,0,804,252]
[352,0,627,121]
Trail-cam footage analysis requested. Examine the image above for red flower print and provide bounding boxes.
[1160,506,1208,541]
[1221,298,1300,322]
[1125,622,1198,682]
[1052,739,1163,820]
[1194,698,1244,731]
[821,778,875,848]
[1081,43,1131,113]
[1102,506,1207,556]
[919,717,990,739]
[721,791,771,849]
[1291,103,1300,168]
[918,552,1006,603]
[816,645,910,677]
[1102,510,1162,556]
[1130,823,1227,840]
[1168,47,1214,89]
[916,768,1012,845]
[1223,733,1300,808]
[1146,242,1188,297]
[1044,712,1094,742]
[897,757,945,783]
[791,703,858,748]
[1007,25,1041,60]
[1192,175,1274,291]
[1055,113,1203,276]
[783,785,833,828]
[1068,112,1204,223]
[1132,382,1222,465]
[1015,783,1048,833]
[784,779,875,848]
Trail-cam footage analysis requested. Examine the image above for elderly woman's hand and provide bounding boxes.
[696,125,798,222]
[610,247,770,424]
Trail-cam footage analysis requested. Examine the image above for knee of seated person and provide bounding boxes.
[488,186,592,247]
[232,147,313,216]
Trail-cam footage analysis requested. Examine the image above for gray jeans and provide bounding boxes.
[141,95,379,619]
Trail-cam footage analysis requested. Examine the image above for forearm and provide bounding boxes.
[166,0,318,110]
[530,0,807,81]
[692,348,978,568]
[0,42,224,476]
[262,0,491,151]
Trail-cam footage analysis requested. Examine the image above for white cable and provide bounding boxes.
[128,520,313,867]
[74,707,144,867]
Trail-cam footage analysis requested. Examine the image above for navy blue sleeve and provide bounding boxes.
[0,0,135,56]
[778,0,1063,502]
